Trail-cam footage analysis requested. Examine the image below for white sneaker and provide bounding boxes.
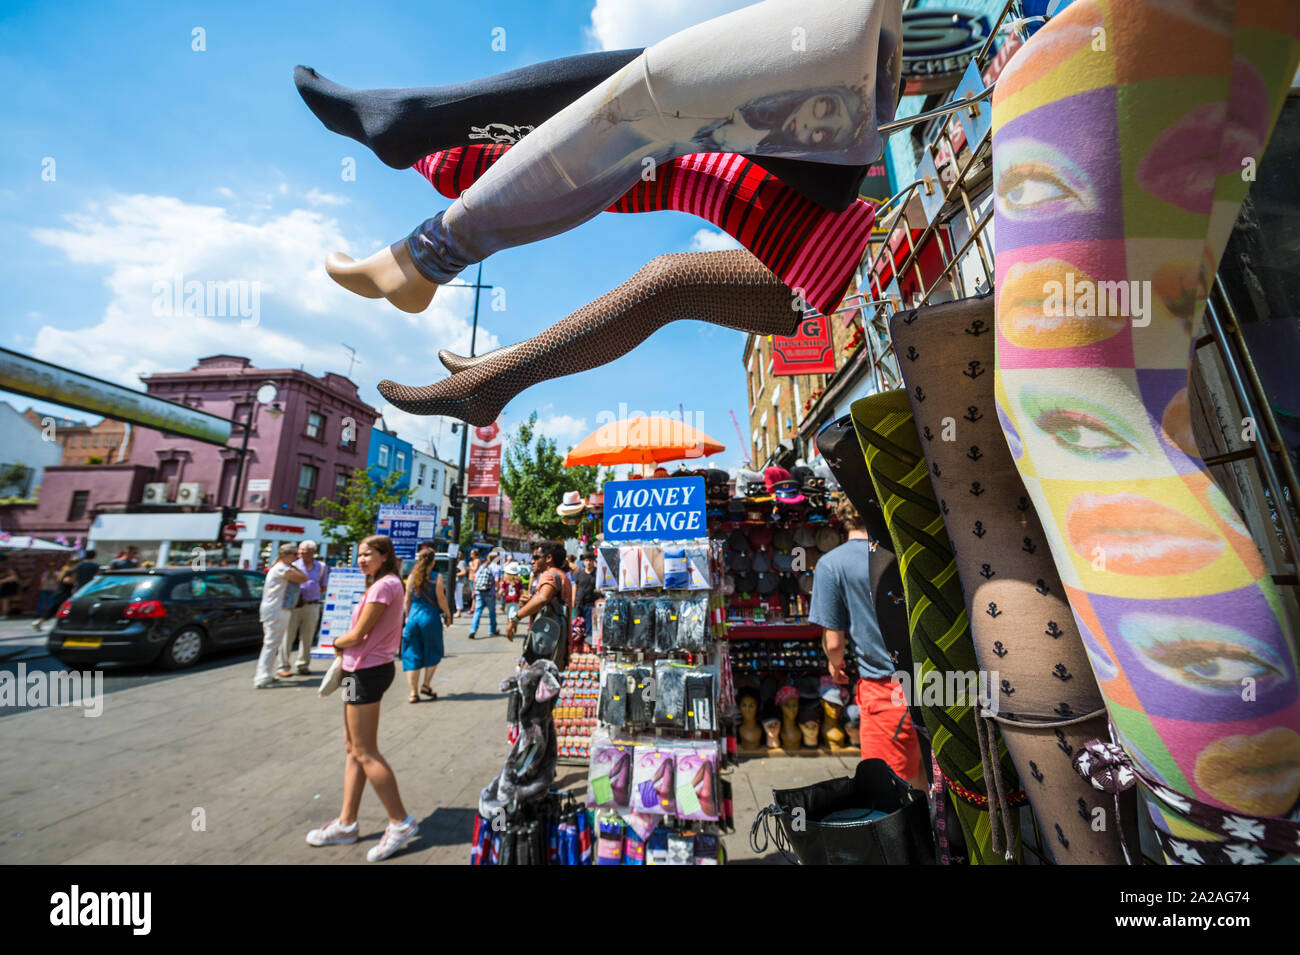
[367,815,417,861]
[253,678,278,689]
[31,619,43,631]
[306,818,360,847]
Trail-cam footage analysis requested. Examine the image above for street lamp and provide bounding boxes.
[222,380,280,564]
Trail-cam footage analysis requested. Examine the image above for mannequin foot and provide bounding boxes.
[293,66,420,169]
[326,241,438,314]
[377,372,507,426]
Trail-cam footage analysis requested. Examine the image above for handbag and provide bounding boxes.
[749,759,936,865]
[318,657,344,697]
[525,572,567,665]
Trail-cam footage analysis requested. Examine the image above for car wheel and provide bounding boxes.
[160,627,205,670]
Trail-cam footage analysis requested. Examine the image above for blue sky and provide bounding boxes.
[0,0,759,471]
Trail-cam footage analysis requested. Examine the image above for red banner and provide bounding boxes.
[772,316,836,376]
[466,419,503,497]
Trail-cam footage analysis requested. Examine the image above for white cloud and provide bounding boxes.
[535,413,590,447]
[27,192,498,451]
[687,228,742,253]
[303,188,348,207]
[585,0,752,50]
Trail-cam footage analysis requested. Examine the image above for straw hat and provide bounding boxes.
[556,491,587,517]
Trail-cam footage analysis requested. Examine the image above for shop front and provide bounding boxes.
[88,511,330,569]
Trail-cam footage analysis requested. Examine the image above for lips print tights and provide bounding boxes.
[991,0,1300,859]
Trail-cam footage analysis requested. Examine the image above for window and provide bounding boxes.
[68,490,90,521]
[335,471,348,498]
[794,380,801,414]
[418,463,427,486]
[297,464,318,508]
[242,573,264,599]
[306,411,324,439]
[771,384,781,407]
[378,444,390,468]
[232,402,252,427]
[395,451,407,475]
[430,468,438,490]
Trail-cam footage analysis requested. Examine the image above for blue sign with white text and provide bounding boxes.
[376,505,439,559]
[602,477,706,542]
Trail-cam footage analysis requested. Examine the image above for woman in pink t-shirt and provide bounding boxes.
[306,535,418,862]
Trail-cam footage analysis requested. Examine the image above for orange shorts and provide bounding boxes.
[856,677,922,783]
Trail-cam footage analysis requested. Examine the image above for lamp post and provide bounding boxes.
[447,263,490,550]
[222,380,279,565]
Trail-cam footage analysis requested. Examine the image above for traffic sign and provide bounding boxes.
[221,523,239,542]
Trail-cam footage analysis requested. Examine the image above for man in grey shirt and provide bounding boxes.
[809,498,924,788]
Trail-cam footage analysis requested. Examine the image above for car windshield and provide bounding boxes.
[73,574,160,601]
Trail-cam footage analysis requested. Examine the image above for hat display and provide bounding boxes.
[750,549,771,573]
[806,548,821,570]
[779,574,800,595]
[556,490,587,517]
[772,527,796,551]
[725,549,751,572]
[726,529,751,553]
[793,526,817,549]
[798,573,815,595]
[747,525,773,550]
[775,685,799,707]
[756,572,778,594]
[772,552,794,573]
[815,527,842,552]
[587,492,604,507]
[734,571,758,593]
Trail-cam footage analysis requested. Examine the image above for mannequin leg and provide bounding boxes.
[414,146,876,318]
[991,0,1300,851]
[378,249,799,425]
[331,0,901,306]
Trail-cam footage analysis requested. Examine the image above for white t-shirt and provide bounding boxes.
[261,562,294,615]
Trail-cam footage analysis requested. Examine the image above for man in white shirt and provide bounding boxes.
[277,539,330,678]
[254,545,308,688]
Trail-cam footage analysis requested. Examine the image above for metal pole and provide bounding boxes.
[223,398,255,565]
[452,263,485,549]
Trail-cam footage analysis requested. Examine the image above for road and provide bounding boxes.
[0,613,859,864]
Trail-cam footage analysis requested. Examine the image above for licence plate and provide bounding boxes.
[62,638,103,648]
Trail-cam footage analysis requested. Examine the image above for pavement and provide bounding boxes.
[0,613,858,865]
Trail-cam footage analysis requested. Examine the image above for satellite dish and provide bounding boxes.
[256,383,279,405]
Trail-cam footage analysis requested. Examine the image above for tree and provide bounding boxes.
[316,467,410,555]
[500,412,613,540]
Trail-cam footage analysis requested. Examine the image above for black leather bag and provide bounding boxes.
[749,759,936,865]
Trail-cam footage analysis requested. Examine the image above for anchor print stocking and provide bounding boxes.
[891,294,1125,863]
[851,389,1021,864]
[990,0,1300,856]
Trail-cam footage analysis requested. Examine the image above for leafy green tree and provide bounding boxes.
[317,467,410,555]
[500,412,613,540]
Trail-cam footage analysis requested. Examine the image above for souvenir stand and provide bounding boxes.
[555,493,605,765]
[584,475,733,864]
[709,467,859,758]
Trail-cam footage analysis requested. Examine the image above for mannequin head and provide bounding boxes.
[738,689,760,723]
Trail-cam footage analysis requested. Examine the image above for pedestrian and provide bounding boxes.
[277,539,329,678]
[500,561,522,623]
[73,549,101,588]
[33,558,78,631]
[108,547,140,570]
[306,534,418,862]
[253,544,308,689]
[37,563,60,619]
[808,498,925,790]
[572,551,597,640]
[505,540,572,669]
[453,553,467,617]
[467,549,500,639]
[488,552,503,613]
[401,547,451,703]
[0,555,21,618]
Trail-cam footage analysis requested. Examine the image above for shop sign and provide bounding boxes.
[265,523,305,533]
[772,317,836,376]
[901,9,992,96]
[246,478,271,493]
[603,477,705,542]
[467,418,503,497]
[376,504,438,559]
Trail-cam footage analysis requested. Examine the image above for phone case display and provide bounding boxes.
[628,598,656,649]
[653,599,678,652]
[652,661,719,731]
[663,547,689,589]
[556,652,600,759]
[602,597,629,650]
[639,545,664,589]
[676,596,710,651]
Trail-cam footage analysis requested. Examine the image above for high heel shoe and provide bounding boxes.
[326,239,438,314]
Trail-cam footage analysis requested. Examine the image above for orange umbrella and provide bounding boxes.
[563,416,725,467]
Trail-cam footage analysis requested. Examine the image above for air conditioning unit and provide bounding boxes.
[248,492,267,506]
[142,483,171,505]
[177,482,207,506]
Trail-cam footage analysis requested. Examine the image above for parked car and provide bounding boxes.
[47,568,268,669]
